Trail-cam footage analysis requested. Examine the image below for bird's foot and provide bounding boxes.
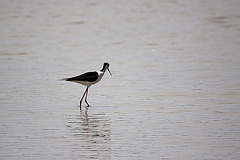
[86,102,90,107]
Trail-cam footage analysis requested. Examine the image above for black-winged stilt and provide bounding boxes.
[62,62,112,110]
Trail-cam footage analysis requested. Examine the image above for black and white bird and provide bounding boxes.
[62,62,112,110]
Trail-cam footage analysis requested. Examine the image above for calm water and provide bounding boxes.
[1,0,240,159]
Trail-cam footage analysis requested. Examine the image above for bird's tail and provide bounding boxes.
[59,78,68,81]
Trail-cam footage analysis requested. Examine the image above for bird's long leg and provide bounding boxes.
[85,87,90,107]
[80,87,88,110]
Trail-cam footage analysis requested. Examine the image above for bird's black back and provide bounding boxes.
[66,72,98,82]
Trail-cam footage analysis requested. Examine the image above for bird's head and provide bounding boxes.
[102,62,112,76]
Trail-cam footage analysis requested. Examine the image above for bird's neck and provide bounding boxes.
[100,66,107,73]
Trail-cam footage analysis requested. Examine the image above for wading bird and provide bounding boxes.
[62,62,112,110]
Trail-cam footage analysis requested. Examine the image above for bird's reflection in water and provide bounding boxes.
[66,107,111,159]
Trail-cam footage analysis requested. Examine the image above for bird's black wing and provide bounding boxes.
[66,72,98,82]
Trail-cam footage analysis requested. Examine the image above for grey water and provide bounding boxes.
[1,0,240,159]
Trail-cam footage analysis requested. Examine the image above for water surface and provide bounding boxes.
[0,0,240,159]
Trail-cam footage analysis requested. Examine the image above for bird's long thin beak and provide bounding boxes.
[107,68,112,76]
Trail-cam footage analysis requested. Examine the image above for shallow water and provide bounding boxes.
[1,0,240,159]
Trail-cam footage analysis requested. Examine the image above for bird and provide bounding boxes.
[62,62,112,110]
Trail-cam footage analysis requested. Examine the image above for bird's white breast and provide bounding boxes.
[94,71,104,84]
